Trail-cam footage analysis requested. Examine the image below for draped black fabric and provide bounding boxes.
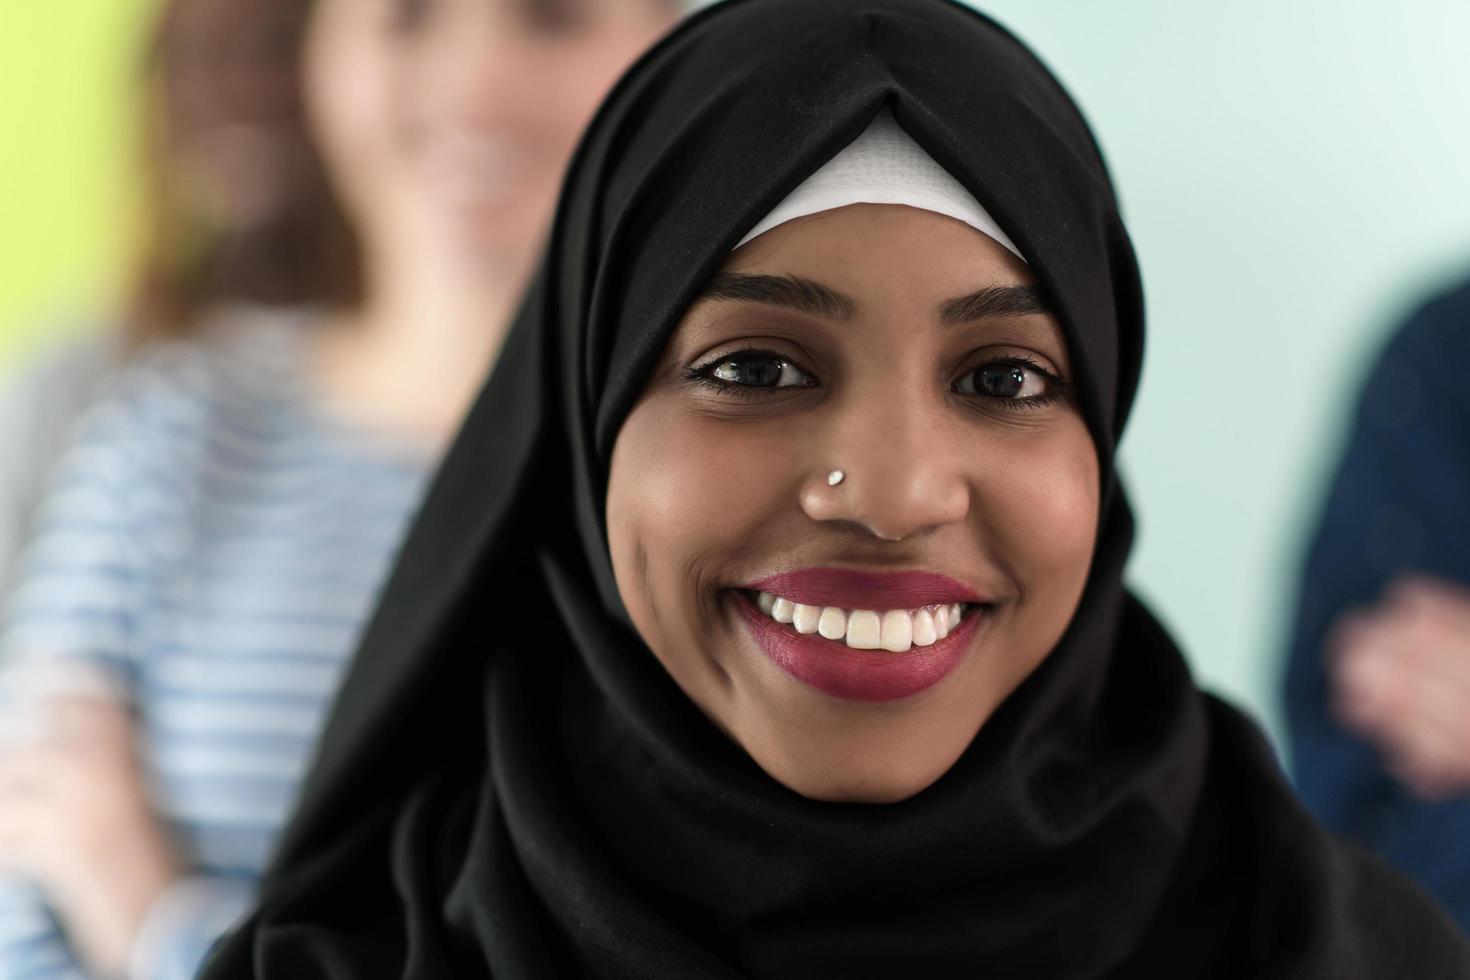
[202,1,1470,976]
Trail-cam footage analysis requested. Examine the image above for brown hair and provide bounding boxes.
[125,0,360,344]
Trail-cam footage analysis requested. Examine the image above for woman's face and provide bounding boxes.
[607,205,1100,803]
[304,0,675,267]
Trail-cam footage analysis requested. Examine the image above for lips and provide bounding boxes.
[747,568,985,610]
[733,568,988,702]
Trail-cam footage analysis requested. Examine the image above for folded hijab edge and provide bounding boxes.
[734,106,1026,260]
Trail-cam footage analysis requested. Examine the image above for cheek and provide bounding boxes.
[303,17,402,210]
[979,420,1100,615]
[535,28,668,147]
[607,396,793,635]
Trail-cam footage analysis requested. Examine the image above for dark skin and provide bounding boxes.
[607,204,1101,803]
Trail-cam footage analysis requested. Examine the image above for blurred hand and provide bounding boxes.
[0,694,182,979]
[1329,575,1470,800]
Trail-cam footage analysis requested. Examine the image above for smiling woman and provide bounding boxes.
[608,194,1099,803]
[200,0,1470,977]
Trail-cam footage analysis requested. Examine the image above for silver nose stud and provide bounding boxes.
[827,469,846,487]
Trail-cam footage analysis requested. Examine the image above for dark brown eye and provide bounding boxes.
[954,360,1050,400]
[707,354,812,389]
[520,0,588,34]
[388,0,431,33]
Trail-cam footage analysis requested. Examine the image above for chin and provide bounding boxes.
[457,215,526,255]
[784,767,948,805]
[458,198,546,247]
[754,734,964,805]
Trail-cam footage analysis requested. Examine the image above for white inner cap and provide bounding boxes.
[735,108,1025,261]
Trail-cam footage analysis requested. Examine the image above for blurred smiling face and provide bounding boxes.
[606,205,1101,803]
[305,0,675,265]
[395,0,676,257]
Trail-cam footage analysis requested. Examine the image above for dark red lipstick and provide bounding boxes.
[734,568,989,703]
[747,568,985,610]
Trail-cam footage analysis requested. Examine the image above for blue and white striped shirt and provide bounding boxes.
[0,310,434,979]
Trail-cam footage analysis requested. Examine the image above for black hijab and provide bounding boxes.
[203,1,1470,976]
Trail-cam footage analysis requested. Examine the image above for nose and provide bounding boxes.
[419,7,539,127]
[798,391,971,541]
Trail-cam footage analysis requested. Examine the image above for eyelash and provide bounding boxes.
[960,355,1070,412]
[685,348,813,400]
[686,348,1070,410]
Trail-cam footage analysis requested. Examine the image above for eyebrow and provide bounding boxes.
[938,285,1052,325]
[699,274,1051,326]
[699,273,858,321]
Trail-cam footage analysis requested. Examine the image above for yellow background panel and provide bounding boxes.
[0,1,160,369]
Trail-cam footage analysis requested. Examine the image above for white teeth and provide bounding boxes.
[880,610,912,652]
[752,591,970,651]
[792,603,821,634]
[771,597,795,624]
[817,607,848,640]
[911,609,937,646]
[845,610,881,650]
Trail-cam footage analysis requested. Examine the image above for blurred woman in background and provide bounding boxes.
[0,0,678,976]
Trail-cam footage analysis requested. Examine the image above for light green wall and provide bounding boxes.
[0,1,158,367]
[967,1,1470,747]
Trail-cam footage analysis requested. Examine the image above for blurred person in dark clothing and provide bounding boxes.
[0,0,680,977]
[1284,274,1470,930]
